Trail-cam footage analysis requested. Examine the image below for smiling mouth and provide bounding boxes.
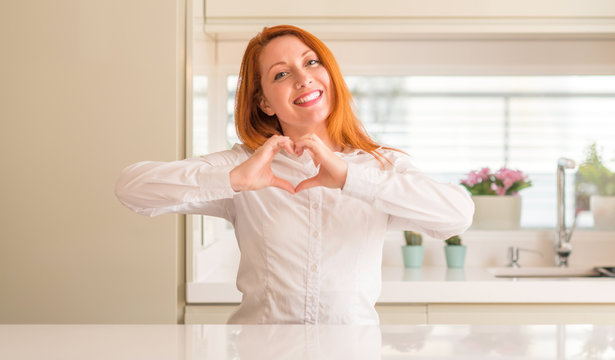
[293,90,323,106]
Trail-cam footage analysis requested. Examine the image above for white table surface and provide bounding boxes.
[187,266,615,304]
[1,324,613,359]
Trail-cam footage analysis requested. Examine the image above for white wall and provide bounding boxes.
[0,0,186,323]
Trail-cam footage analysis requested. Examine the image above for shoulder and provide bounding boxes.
[191,143,252,165]
[345,147,415,171]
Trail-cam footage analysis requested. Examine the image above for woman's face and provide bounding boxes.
[258,35,333,136]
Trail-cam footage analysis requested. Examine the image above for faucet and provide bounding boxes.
[555,157,576,267]
[507,246,543,268]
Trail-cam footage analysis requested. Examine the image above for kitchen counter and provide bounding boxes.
[2,324,614,359]
[187,266,615,304]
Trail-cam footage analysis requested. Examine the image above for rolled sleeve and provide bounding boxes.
[198,164,237,200]
[115,145,249,218]
[341,162,379,203]
[341,151,474,239]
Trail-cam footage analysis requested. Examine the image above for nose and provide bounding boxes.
[295,70,312,89]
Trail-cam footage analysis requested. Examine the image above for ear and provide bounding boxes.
[258,96,275,116]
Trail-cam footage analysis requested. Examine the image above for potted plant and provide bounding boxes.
[460,167,532,229]
[444,235,466,268]
[401,231,423,268]
[575,143,615,229]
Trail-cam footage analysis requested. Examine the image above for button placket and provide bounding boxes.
[305,188,322,324]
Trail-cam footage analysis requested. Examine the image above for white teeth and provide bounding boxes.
[295,91,320,104]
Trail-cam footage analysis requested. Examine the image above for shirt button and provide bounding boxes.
[312,231,319,238]
[311,264,318,271]
[312,203,319,210]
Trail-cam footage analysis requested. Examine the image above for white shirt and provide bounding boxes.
[115,144,474,325]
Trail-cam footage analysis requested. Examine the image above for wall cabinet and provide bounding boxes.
[205,0,615,19]
[203,0,615,39]
[427,304,615,325]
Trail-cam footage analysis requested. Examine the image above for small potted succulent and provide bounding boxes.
[575,142,615,229]
[401,231,423,268]
[460,167,532,229]
[444,235,466,268]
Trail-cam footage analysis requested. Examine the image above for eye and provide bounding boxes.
[274,71,288,80]
[307,59,320,66]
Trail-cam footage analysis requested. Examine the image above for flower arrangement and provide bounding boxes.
[460,167,532,196]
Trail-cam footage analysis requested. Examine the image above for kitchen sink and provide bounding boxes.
[488,266,601,278]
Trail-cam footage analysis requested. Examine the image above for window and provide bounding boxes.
[221,75,615,229]
[189,35,615,251]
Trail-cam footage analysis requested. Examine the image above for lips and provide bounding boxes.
[293,90,323,106]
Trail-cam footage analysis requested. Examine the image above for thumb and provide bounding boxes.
[295,176,321,193]
[271,176,296,194]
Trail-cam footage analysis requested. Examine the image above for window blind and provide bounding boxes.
[223,75,615,228]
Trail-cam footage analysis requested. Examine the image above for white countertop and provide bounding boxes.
[187,266,615,304]
[2,324,614,359]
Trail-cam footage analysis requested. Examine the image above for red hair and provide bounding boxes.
[235,25,396,164]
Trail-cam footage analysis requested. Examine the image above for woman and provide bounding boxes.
[115,25,474,325]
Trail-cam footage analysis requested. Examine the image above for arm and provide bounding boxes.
[114,149,242,219]
[115,137,298,218]
[341,152,474,239]
[288,134,471,239]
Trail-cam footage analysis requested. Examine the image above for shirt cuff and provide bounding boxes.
[197,164,237,200]
[341,162,379,203]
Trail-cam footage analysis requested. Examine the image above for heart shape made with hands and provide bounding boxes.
[229,134,348,194]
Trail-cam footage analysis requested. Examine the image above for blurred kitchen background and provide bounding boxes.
[1,0,614,324]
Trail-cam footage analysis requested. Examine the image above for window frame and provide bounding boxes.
[186,32,615,284]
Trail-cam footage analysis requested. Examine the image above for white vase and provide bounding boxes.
[590,195,615,230]
[471,195,521,230]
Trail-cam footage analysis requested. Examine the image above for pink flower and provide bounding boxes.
[478,167,491,180]
[460,166,531,196]
[495,168,525,184]
[494,186,507,196]
[461,167,491,187]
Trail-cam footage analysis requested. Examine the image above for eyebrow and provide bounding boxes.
[266,49,314,74]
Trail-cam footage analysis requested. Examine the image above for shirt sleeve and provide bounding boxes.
[114,147,246,220]
[341,152,474,239]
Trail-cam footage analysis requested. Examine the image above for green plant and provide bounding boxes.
[404,231,423,246]
[576,143,615,197]
[445,235,462,246]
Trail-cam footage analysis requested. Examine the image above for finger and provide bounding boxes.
[295,176,321,193]
[263,134,283,147]
[294,143,306,157]
[294,142,318,166]
[305,149,320,167]
[257,136,280,157]
[261,136,292,158]
[295,139,326,167]
[296,135,327,160]
[271,176,296,194]
[273,136,296,156]
[281,140,296,156]
[294,140,314,159]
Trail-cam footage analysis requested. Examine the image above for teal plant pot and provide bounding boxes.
[401,245,424,268]
[444,245,466,268]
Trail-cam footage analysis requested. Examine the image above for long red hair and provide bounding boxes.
[235,25,395,164]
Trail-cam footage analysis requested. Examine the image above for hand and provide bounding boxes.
[294,134,348,192]
[230,135,297,194]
